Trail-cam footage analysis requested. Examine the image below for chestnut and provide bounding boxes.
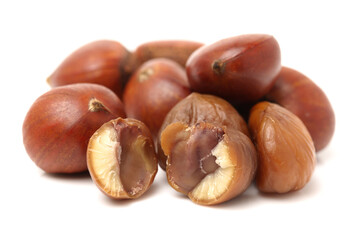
[266,67,335,151]
[22,83,126,173]
[248,101,316,193]
[157,92,250,170]
[87,117,158,199]
[158,93,256,205]
[133,40,203,68]
[186,34,281,103]
[123,58,191,138]
[47,40,134,98]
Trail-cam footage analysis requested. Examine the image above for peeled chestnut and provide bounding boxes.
[159,93,256,205]
[133,40,203,68]
[47,40,134,97]
[186,34,281,103]
[22,83,126,173]
[266,67,335,151]
[157,92,250,170]
[87,117,158,199]
[248,101,316,193]
[123,58,191,138]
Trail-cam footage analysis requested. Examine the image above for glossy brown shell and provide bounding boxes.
[186,34,281,103]
[266,67,335,151]
[23,83,126,173]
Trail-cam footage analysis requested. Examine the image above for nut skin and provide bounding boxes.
[186,34,281,103]
[266,67,335,151]
[123,58,191,138]
[87,118,158,199]
[157,92,250,170]
[133,40,203,68]
[248,101,316,193]
[47,40,134,98]
[161,122,257,205]
[22,83,126,173]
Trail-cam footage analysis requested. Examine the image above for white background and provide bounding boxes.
[1,0,359,239]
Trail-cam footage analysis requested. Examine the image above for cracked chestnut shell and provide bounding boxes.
[87,118,158,199]
[133,40,203,68]
[123,58,191,138]
[266,67,335,151]
[22,83,126,173]
[186,34,281,103]
[47,40,134,98]
[157,92,249,170]
[161,120,257,205]
[248,101,316,193]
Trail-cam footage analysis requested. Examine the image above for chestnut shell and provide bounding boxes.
[47,40,134,97]
[266,67,335,151]
[186,34,281,103]
[22,83,126,173]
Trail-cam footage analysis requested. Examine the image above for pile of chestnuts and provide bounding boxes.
[22,34,335,205]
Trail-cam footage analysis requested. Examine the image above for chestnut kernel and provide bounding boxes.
[87,118,158,199]
[186,34,281,103]
[161,122,257,205]
[47,40,134,98]
[157,92,249,170]
[123,58,191,138]
[22,83,126,173]
[266,67,335,151]
[248,101,316,193]
[133,40,203,68]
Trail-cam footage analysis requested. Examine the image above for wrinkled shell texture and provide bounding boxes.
[157,92,249,170]
[248,102,316,193]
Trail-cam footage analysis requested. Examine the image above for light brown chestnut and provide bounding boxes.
[22,83,126,173]
[47,40,134,97]
[186,34,281,103]
[248,101,316,193]
[87,117,158,199]
[266,67,335,151]
[123,58,191,138]
[133,40,203,68]
[157,92,250,170]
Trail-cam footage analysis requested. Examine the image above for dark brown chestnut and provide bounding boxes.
[186,34,281,103]
[123,58,191,138]
[266,67,335,151]
[47,40,134,98]
[22,83,126,173]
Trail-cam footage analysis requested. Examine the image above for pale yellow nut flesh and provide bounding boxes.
[87,123,156,199]
[188,140,235,204]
